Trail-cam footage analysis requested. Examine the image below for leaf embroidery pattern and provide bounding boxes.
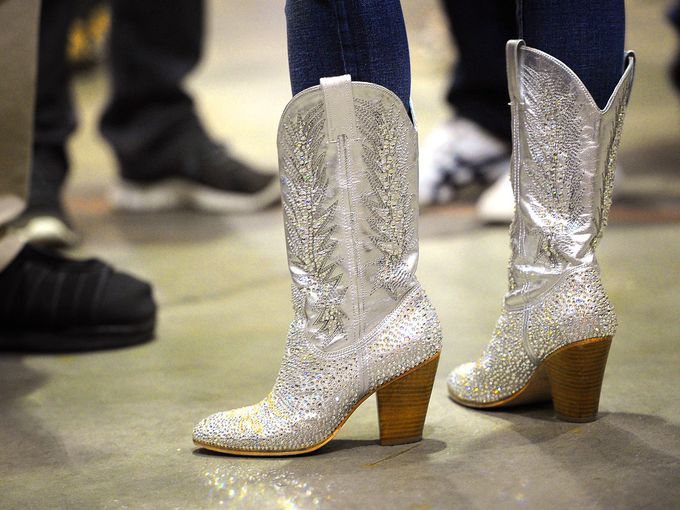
[355,97,417,298]
[280,103,346,344]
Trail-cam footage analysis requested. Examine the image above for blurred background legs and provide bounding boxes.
[0,0,156,352]
[18,0,278,249]
[100,0,205,182]
[20,0,80,247]
[669,0,680,91]
[419,0,515,221]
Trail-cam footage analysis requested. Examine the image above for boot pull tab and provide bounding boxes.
[320,75,358,141]
[506,39,525,106]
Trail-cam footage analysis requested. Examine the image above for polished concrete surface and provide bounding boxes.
[2,1,679,509]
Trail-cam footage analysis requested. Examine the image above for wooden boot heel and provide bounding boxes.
[545,336,613,422]
[376,354,439,446]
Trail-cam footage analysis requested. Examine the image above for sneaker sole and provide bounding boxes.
[111,178,280,214]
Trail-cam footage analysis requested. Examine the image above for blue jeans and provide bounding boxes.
[519,0,626,109]
[285,0,411,112]
[285,0,625,114]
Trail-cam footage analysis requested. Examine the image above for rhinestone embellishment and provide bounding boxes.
[355,97,417,298]
[449,45,634,406]
[194,79,442,453]
[280,102,347,348]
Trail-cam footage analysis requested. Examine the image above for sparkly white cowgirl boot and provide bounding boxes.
[194,76,443,455]
[448,41,635,422]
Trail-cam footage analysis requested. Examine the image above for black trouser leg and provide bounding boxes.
[99,0,205,181]
[29,0,77,212]
[442,0,516,143]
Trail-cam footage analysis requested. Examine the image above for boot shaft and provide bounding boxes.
[505,40,635,306]
[277,76,419,352]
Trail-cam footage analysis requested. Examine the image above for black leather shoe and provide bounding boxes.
[0,244,156,352]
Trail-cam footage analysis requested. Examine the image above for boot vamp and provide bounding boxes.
[192,392,340,453]
[448,310,535,404]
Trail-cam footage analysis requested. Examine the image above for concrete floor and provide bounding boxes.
[2,1,679,509]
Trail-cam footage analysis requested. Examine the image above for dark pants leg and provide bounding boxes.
[29,0,76,213]
[442,0,516,143]
[518,0,626,109]
[99,0,205,181]
[285,0,411,112]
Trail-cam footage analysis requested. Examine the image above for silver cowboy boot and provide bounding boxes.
[448,40,635,422]
[193,76,443,455]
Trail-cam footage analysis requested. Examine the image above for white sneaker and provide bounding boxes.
[419,117,510,205]
[476,169,514,224]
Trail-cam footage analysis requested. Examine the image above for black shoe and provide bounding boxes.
[0,244,156,352]
[111,135,279,213]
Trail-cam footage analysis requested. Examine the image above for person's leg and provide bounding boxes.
[33,0,77,163]
[444,0,516,142]
[449,3,635,420]
[285,0,411,112]
[18,0,79,246]
[420,0,515,209]
[476,0,626,220]
[0,0,40,269]
[100,0,203,181]
[194,0,443,454]
[518,0,626,109]
[102,0,278,213]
